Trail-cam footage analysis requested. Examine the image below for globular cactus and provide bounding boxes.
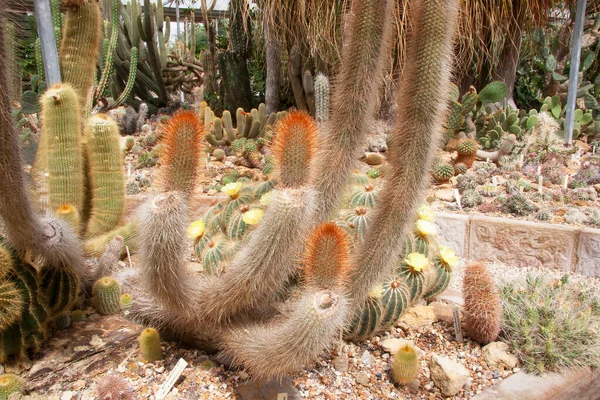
[0,281,24,331]
[367,167,381,179]
[380,277,410,328]
[314,73,330,123]
[40,267,80,316]
[453,162,467,176]
[463,261,501,345]
[391,344,420,385]
[59,0,101,113]
[54,312,72,330]
[461,189,483,208]
[272,111,319,188]
[95,374,134,400]
[432,163,454,183]
[345,207,371,241]
[455,138,478,168]
[423,245,458,300]
[346,294,382,341]
[158,111,204,194]
[138,327,162,362]
[349,185,379,207]
[222,289,348,381]
[303,223,351,290]
[120,293,133,310]
[92,277,122,315]
[500,193,537,216]
[397,253,429,302]
[480,184,499,197]
[85,114,125,237]
[71,309,85,322]
[39,84,84,217]
[213,148,226,161]
[0,374,24,399]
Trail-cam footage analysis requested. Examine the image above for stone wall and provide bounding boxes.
[435,212,600,276]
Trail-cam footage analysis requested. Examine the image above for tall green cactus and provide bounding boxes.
[60,0,102,113]
[85,114,125,237]
[40,84,84,218]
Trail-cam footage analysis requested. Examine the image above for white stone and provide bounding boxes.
[482,342,518,370]
[429,353,470,397]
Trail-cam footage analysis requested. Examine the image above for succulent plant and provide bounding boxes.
[432,163,454,183]
[391,344,419,385]
[0,374,24,399]
[461,190,483,208]
[138,327,162,362]
[463,262,501,345]
[92,277,122,315]
[501,193,537,216]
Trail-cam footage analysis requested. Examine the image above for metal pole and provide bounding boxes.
[34,0,61,85]
[564,0,587,145]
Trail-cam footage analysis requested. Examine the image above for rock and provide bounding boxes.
[408,378,420,392]
[381,338,413,354]
[435,189,456,202]
[482,342,518,370]
[60,392,74,400]
[430,301,455,323]
[398,305,437,329]
[360,350,374,365]
[429,354,470,397]
[564,208,587,225]
[237,376,302,400]
[333,355,349,372]
[362,152,385,166]
[356,371,370,386]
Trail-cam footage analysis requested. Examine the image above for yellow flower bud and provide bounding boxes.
[242,208,264,225]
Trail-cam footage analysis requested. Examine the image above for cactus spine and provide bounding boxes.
[85,114,125,236]
[303,223,351,290]
[138,327,162,362]
[0,374,24,399]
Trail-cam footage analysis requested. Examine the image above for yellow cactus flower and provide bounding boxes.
[259,191,274,206]
[242,208,264,225]
[438,245,459,267]
[416,219,437,237]
[404,252,429,272]
[369,284,384,299]
[221,182,243,198]
[186,220,205,240]
[417,204,435,222]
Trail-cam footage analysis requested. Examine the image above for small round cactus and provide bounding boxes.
[391,344,419,385]
[92,277,122,315]
[367,167,381,179]
[71,309,86,322]
[453,163,468,176]
[457,174,477,193]
[54,312,72,330]
[432,163,454,183]
[120,293,133,310]
[461,190,483,208]
[535,209,552,221]
[95,374,134,400]
[480,184,499,197]
[138,327,162,362]
[456,138,478,156]
[0,374,24,399]
[213,148,226,161]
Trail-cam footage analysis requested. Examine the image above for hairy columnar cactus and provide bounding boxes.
[158,111,204,194]
[222,289,348,381]
[303,222,351,290]
[272,111,319,188]
[92,277,122,315]
[463,261,501,345]
[138,327,162,362]
[349,0,458,304]
[391,344,419,385]
[85,114,125,237]
[59,0,102,113]
[312,0,395,221]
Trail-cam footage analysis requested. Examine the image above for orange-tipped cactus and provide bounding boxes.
[55,204,80,230]
[303,222,351,289]
[271,111,319,188]
[463,261,501,345]
[158,110,204,194]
